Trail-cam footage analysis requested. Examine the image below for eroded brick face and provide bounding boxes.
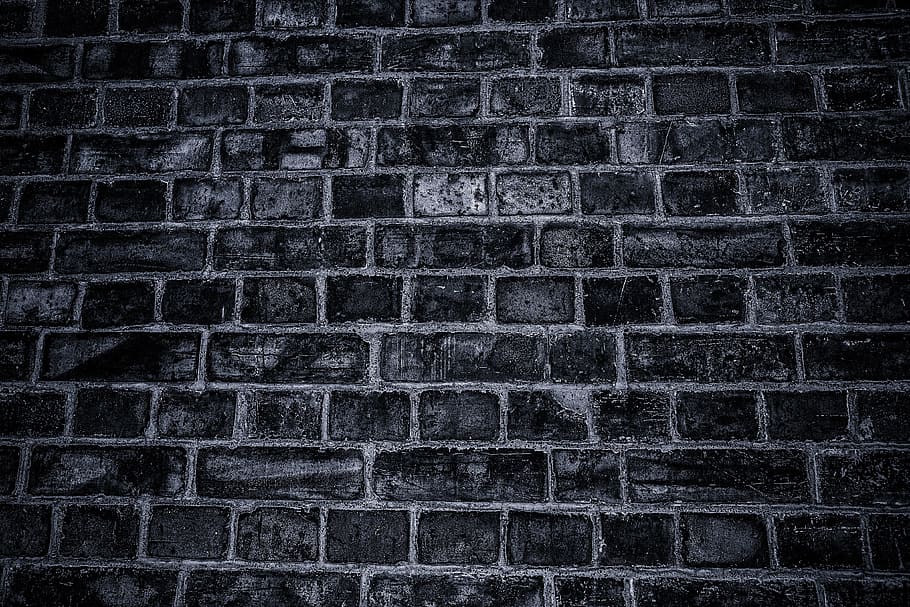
[1,1,909,605]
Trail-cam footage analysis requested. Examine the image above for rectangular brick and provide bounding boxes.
[185,571,360,607]
[382,32,530,71]
[803,332,910,381]
[83,41,223,80]
[376,224,533,269]
[70,134,211,174]
[222,129,369,170]
[0,45,74,83]
[623,225,784,268]
[55,229,206,274]
[7,567,178,607]
[214,226,366,270]
[616,23,771,66]
[229,36,374,75]
[368,575,543,607]
[377,125,529,166]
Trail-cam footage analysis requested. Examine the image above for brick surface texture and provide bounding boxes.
[0,0,909,606]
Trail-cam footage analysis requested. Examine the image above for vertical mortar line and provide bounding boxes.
[63,390,76,437]
[625,578,636,607]
[606,25,618,67]
[321,391,331,441]
[86,180,98,223]
[137,497,151,558]
[574,273,584,325]
[408,391,419,441]
[316,275,328,325]
[225,507,239,560]
[498,388,508,442]
[29,330,46,384]
[618,446,629,504]
[667,390,679,440]
[240,176,252,220]
[756,390,770,440]
[659,272,674,324]
[543,573,556,607]
[363,443,376,501]
[173,569,189,607]
[766,508,781,568]
[845,390,858,440]
[359,571,370,607]
[591,508,602,567]
[859,512,874,571]
[153,277,166,322]
[499,509,509,565]
[232,391,247,439]
[184,445,198,498]
[165,178,175,222]
[728,71,739,115]
[47,503,63,557]
[0,277,7,329]
[813,70,828,114]
[816,581,829,607]
[400,274,413,323]
[833,273,847,323]
[14,443,31,496]
[408,508,418,563]
[614,330,627,391]
[780,219,797,267]
[672,509,683,566]
[793,332,806,383]
[147,389,161,438]
[807,445,821,504]
[545,448,555,502]
[318,505,327,563]
[232,276,244,323]
[745,274,758,325]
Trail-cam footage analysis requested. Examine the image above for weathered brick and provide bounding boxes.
[57,229,206,274]
[854,391,910,442]
[616,23,771,66]
[327,275,402,322]
[337,0,405,26]
[71,134,212,174]
[236,507,319,562]
[496,277,574,324]
[45,0,108,36]
[260,0,325,27]
[378,125,529,166]
[179,85,248,126]
[616,119,774,164]
[162,279,235,325]
[376,224,533,269]
[332,79,403,119]
[382,33,530,71]
[411,0,481,25]
[776,514,864,569]
[803,332,910,381]
[241,277,316,323]
[776,19,910,65]
[28,88,96,128]
[42,333,199,381]
[681,513,769,567]
[148,505,229,559]
[566,0,639,20]
[83,41,223,80]
[18,181,90,224]
[834,168,910,212]
[73,388,150,438]
[580,171,656,215]
[742,167,826,215]
[489,0,555,21]
[637,579,819,607]
[173,178,243,220]
[651,0,722,16]
[373,448,547,501]
[653,72,730,115]
[246,390,322,439]
[556,577,626,607]
[508,512,592,565]
[381,332,545,381]
[28,446,186,496]
[508,390,588,441]
[418,390,499,440]
[7,567,178,607]
[574,73,648,116]
[549,331,617,383]
[825,580,910,607]
[189,0,255,32]
[496,172,571,215]
[0,390,66,437]
[623,225,784,268]
[825,67,901,110]
[766,391,849,441]
[184,571,359,607]
[251,177,322,220]
[332,174,404,219]
[868,514,910,571]
[792,220,910,266]
[81,281,155,329]
[368,575,543,607]
[119,0,183,33]
[583,275,663,325]
[754,274,837,324]
[594,390,670,441]
[627,448,809,503]
[215,226,366,270]
[418,510,500,564]
[552,449,621,502]
[59,505,139,559]
[538,27,608,68]
[676,391,758,440]
[5,281,76,326]
[737,71,816,113]
[0,45,74,83]
[410,78,480,118]
[491,77,561,116]
[0,504,51,556]
[540,223,614,268]
[0,135,66,175]
[819,449,910,505]
[95,180,168,222]
[326,509,409,563]
[0,92,21,128]
[157,390,236,439]
[0,332,35,380]
[783,117,910,161]
[661,170,739,216]
[536,122,610,165]
[230,36,374,75]
[329,391,410,440]
[222,129,368,170]
[600,513,675,565]
[196,447,364,500]
[253,83,324,123]
[844,275,910,323]
[208,333,368,382]
[413,173,487,216]
[670,275,747,324]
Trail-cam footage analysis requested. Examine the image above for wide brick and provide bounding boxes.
[329,391,409,440]
[675,391,758,440]
[418,390,500,440]
[623,225,784,268]
[337,0,405,26]
[0,135,66,175]
[251,177,322,220]
[27,446,186,496]
[381,332,545,381]
[791,221,910,266]
[594,390,671,441]
[253,83,324,123]
[508,512,592,565]
[331,79,403,119]
[584,276,662,325]
[681,513,769,567]
[616,23,771,66]
[18,181,90,224]
[163,279,235,325]
[538,27,608,68]
[636,579,819,607]
[0,504,51,556]
[776,513,863,569]
[81,281,155,329]
[737,71,816,113]
[818,450,910,505]
[260,0,325,27]
[540,223,613,268]
[208,333,368,383]
[189,0,256,32]
[42,333,199,381]
[616,119,774,164]
[0,332,35,380]
[556,578,626,607]
[147,505,229,559]
[552,449,621,503]
[95,180,168,222]
[196,447,364,500]
[7,567,178,607]
[411,0,481,25]
[246,390,322,439]
[0,231,50,273]
[600,513,675,565]
[373,448,547,502]
[0,390,66,437]
[326,509,409,563]
[173,178,243,220]
[742,167,826,215]
[378,125,529,166]
[776,19,910,64]
[45,0,108,36]
[550,331,617,383]
[327,276,402,322]
[28,88,97,128]
[418,510,500,564]
[0,45,75,83]
[627,448,809,503]
[241,277,316,324]
[179,85,248,126]
[83,41,223,80]
[803,332,910,381]
[382,33,530,71]
[71,134,211,174]
[157,390,236,439]
[5,281,77,326]
[670,275,747,324]
[508,391,588,441]
[766,391,848,441]
[754,274,837,324]
[222,129,369,170]
[536,123,610,165]
[119,0,183,33]
[854,391,910,442]
[413,173,487,216]
[376,224,533,269]
[661,170,739,216]
[410,78,481,118]
[826,67,902,111]
[333,174,404,219]
[496,277,574,324]
[627,333,796,382]
[215,226,366,270]
[491,77,561,116]
[59,505,139,559]
[825,580,910,607]
[653,72,730,115]
[580,171,656,215]
[230,36,374,75]
[834,168,910,213]
[783,117,910,162]
[184,571,360,607]
[236,507,319,562]
[496,172,571,215]
[368,575,543,607]
[73,388,150,438]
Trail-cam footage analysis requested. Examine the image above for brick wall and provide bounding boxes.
[0,0,909,605]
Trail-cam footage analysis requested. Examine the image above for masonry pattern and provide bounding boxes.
[0,0,909,606]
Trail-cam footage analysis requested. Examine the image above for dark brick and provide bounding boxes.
[783,116,910,162]
[0,332,35,380]
[0,45,74,83]
[869,514,910,571]
[616,119,774,164]
[567,0,638,20]
[174,178,243,220]
[536,122,610,165]
[549,331,617,383]
[157,390,236,439]
[410,78,480,118]
[411,275,487,322]
[73,388,150,438]
[616,23,771,66]
[373,448,547,502]
[540,223,614,268]
[489,0,555,21]
[18,181,90,224]
[804,332,910,381]
[580,171,656,215]
[653,72,730,115]
[229,36,374,76]
[103,88,172,128]
[81,281,155,329]
[637,579,819,607]
[676,391,758,440]
[43,332,198,381]
[661,170,739,217]
[332,79,403,119]
[681,513,769,567]
[196,447,364,500]
[825,67,901,111]
[418,390,499,440]
[627,333,796,382]
[333,174,404,219]
[368,575,543,607]
[624,225,784,268]
[382,32,530,71]
[96,180,168,222]
[776,19,910,65]
[162,279,235,325]
[0,135,66,175]
[236,507,319,562]
[776,514,864,569]
[337,0,404,26]
[376,224,533,269]
[45,0,108,36]
[834,168,910,213]
[507,512,592,566]
[418,510,499,564]
[411,0,481,25]
[215,226,367,270]
[7,567,178,607]
[508,390,588,441]
[538,27,608,68]
[246,390,322,439]
[813,0,896,11]
[594,390,670,441]
[329,391,410,440]
[59,505,139,559]
[251,177,322,220]
[651,0,722,16]
[148,506,229,559]
[378,125,529,166]
[492,77,561,116]
[327,509,409,563]
[0,92,21,128]
[844,275,910,323]
[260,0,326,27]
[552,449,621,503]
[754,274,837,324]
[0,504,51,556]
[327,275,402,322]
[222,128,369,170]
[627,448,809,503]
[28,446,186,496]
[854,391,910,442]
[792,221,910,266]
[737,71,816,113]
[742,167,826,215]
[670,275,747,324]
[556,577,626,607]
[71,134,212,174]
[5,281,76,326]
[819,450,910,506]
[496,277,574,324]
[0,2,33,35]
[179,86,248,126]
[253,83,324,123]
[83,41,223,80]
[600,513,674,565]
[584,276,663,325]
[0,446,18,494]
[29,88,96,128]
[0,390,66,437]
[119,0,183,33]
[185,571,359,607]
[825,580,910,607]
[189,0,255,32]
[208,333,368,382]
[766,391,849,441]
[241,277,316,323]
